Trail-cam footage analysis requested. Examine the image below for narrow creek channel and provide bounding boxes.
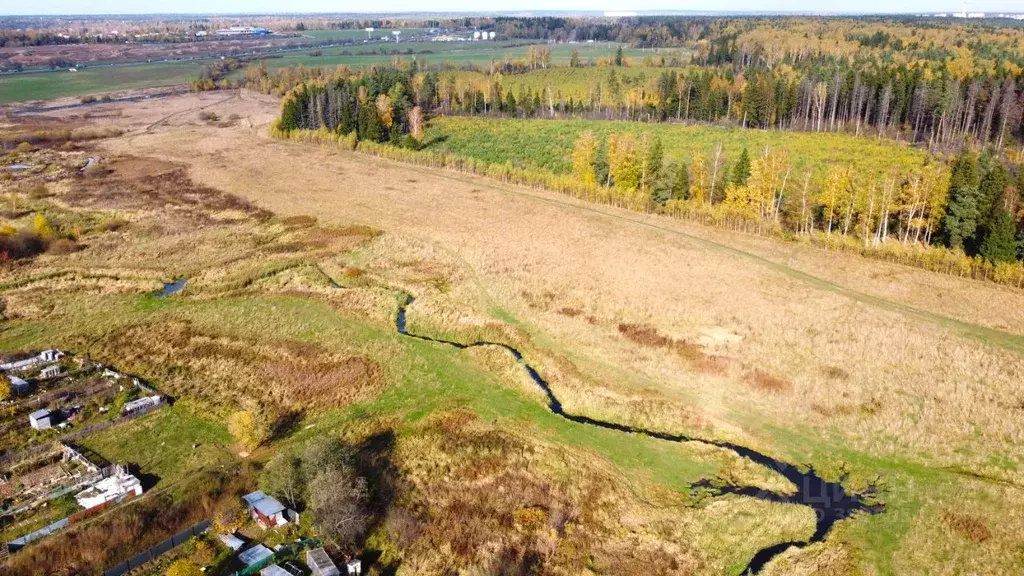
[156,278,187,298]
[394,293,883,574]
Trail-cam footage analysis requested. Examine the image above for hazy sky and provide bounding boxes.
[2,0,1021,15]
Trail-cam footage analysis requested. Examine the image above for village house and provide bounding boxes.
[29,408,52,430]
[39,365,60,379]
[74,467,143,510]
[122,394,162,414]
[242,490,289,528]
[9,375,30,395]
[39,350,63,363]
[306,547,341,576]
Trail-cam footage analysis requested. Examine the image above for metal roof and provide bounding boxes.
[239,544,274,566]
[29,409,50,419]
[219,533,245,551]
[260,565,292,576]
[243,490,286,517]
[306,547,339,572]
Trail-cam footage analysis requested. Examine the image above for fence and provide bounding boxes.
[0,399,165,469]
[101,519,211,576]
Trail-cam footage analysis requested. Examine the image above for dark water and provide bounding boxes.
[156,278,187,298]
[394,293,882,574]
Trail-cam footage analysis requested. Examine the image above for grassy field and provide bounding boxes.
[0,62,203,104]
[0,40,663,104]
[0,138,810,572]
[79,403,234,488]
[422,115,930,182]
[4,93,1024,574]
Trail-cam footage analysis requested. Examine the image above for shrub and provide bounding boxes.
[228,409,270,452]
[80,95,98,104]
[166,559,202,576]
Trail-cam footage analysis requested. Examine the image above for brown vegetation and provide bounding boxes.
[742,370,792,394]
[3,466,254,576]
[942,511,992,543]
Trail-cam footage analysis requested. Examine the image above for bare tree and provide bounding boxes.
[309,466,370,552]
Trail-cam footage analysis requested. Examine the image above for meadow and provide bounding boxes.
[422,115,930,183]
[0,134,812,573]
[0,62,202,104]
[3,91,1024,575]
[0,41,658,104]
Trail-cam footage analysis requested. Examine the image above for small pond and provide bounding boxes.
[156,279,187,298]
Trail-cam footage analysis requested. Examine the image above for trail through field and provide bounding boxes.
[392,162,1024,356]
[387,290,882,575]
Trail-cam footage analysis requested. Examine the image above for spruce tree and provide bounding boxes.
[594,137,610,186]
[672,162,690,200]
[980,208,1017,264]
[942,186,982,252]
[978,163,1010,219]
[732,148,752,186]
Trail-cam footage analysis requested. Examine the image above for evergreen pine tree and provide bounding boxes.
[505,91,517,116]
[732,148,752,186]
[672,162,690,200]
[978,163,1010,219]
[980,208,1017,263]
[942,186,982,252]
[594,137,610,186]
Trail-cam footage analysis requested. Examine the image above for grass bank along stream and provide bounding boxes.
[389,287,883,574]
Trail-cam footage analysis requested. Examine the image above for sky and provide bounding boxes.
[1,0,1022,15]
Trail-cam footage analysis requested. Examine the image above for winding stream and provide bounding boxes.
[394,293,882,574]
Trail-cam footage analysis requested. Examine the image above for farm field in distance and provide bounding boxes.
[0,40,659,104]
[2,10,1024,576]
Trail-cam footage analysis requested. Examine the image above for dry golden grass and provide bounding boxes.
[387,410,810,575]
[10,92,1024,574]
[81,95,1023,477]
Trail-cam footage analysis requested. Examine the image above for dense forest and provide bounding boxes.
[253,17,1024,151]
[449,17,1024,151]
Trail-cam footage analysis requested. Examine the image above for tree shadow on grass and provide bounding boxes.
[269,409,305,443]
[352,430,406,575]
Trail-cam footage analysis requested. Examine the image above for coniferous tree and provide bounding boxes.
[671,162,690,200]
[980,208,1017,263]
[942,185,982,252]
[732,148,752,186]
[978,163,1010,219]
[504,90,517,116]
[594,137,610,186]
